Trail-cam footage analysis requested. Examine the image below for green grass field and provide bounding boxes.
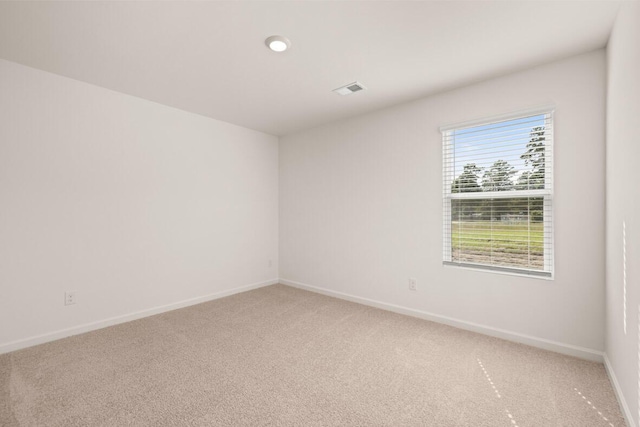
[451,221,544,267]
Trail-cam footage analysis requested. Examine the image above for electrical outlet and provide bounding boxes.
[65,292,76,306]
[409,278,417,291]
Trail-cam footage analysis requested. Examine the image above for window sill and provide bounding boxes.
[443,261,554,280]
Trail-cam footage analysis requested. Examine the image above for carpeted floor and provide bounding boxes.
[0,284,626,426]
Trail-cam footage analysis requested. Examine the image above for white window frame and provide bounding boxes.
[441,106,554,279]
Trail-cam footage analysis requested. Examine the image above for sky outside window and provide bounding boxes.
[451,114,547,185]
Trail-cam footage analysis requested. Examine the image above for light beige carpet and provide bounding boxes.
[0,284,626,426]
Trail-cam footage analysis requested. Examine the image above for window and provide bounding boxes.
[442,108,554,277]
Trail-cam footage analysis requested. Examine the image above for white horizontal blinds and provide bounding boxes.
[442,111,553,277]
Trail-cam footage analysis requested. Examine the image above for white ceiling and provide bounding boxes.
[0,1,621,136]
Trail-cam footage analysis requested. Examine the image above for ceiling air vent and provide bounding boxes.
[333,81,367,96]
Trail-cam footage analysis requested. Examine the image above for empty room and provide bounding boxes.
[1,1,638,426]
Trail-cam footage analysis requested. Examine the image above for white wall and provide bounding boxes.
[280,50,606,359]
[0,59,279,352]
[605,3,640,426]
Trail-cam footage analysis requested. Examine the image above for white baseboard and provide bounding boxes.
[604,353,637,427]
[0,278,279,355]
[280,278,604,363]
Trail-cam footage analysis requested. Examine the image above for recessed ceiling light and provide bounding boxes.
[265,35,291,53]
